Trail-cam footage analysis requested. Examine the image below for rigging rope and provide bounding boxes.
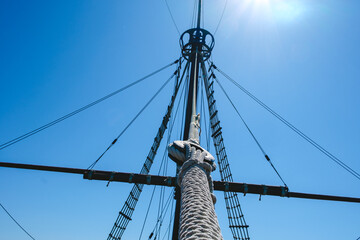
[87,71,178,170]
[213,75,288,187]
[154,79,188,239]
[107,62,189,240]
[0,202,36,240]
[200,60,250,240]
[180,67,190,139]
[142,64,190,240]
[199,74,204,144]
[163,199,174,240]
[164,0,181,35]
[200,74,210,151]
[202,0,204,28]
[0,59,179,151]
[191,0,197,28]
[202,80,211,151]
[213,64,360,181]
[148,190,174,240]
[139,66,187,240]
[214,0,228,35]
[139,185,157,240]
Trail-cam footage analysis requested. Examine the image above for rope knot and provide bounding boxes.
[168,140,217,203]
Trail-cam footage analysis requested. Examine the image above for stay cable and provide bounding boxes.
[0,59,180,151]
[213,64,360,181]
[88,71,178,170]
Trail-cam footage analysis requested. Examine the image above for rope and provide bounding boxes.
[87,72,177,170]
[139,70,187,240]
[214,0,228,35]
[139,95,182,239]
[0,59,179,151]
[213,75,288,187]
[202,0,204,28]
[138,185,158,240]
[138,148,172,239]
[141,65,189,240]
[163,199,174,240]
[201,60,250,240]
[164,0,181,35]
[157,183,166,238]
[191,0,197,28]
[148,190,174,239]
[199,74,204,144]
[0,202,36,240]
[108,62,189,240]
[173,144,223,240]
[200,75,210,151]
[203,85,211,151]
[154,74,186,238]
[180,68,190,139]
[214,64,360,181]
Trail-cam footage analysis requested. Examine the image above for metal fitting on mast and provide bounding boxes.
[180,28,214,61]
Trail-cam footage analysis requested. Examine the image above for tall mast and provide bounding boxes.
[196,0,202,29]
[172,1,203,238]
[172,0,216,239]
[182,0,202,141]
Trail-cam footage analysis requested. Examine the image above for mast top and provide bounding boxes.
[179,28,214,61]
[179,0,214,61]
[197,0,202,29]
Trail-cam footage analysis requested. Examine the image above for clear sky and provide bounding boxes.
[1,0,359,239]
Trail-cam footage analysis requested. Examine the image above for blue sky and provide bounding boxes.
[0,0,359,239]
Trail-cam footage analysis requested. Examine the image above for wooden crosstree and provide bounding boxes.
[1,162,359,204]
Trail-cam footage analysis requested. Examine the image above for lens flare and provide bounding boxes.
[227,0,306,25]
[271,1,305,22]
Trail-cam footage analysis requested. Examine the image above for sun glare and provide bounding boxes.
[272,1,305,22]
[228,0,306,24]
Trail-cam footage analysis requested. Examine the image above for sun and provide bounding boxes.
[228,0,306,24]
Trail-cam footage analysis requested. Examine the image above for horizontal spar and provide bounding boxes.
[83,170,176,186]
[213,182,360,203]
[1,161,359,203]
[0,161,85,174]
